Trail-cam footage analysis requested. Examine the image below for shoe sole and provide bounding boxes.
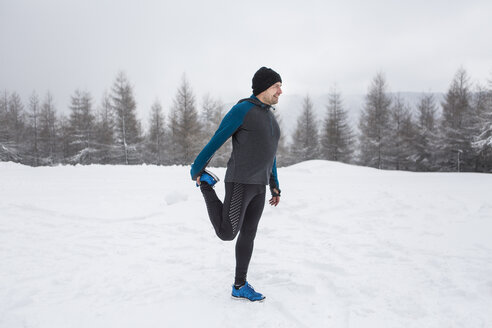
[203,169,220,183]
[231,295,266,302]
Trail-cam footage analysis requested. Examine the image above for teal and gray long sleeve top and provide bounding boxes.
[190,95,280,190]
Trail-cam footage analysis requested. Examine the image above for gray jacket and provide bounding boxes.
[190,95,280,188]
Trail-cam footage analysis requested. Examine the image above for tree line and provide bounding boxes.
[285,68,492,172]
[1,68,491,172]
[0,72,229,167]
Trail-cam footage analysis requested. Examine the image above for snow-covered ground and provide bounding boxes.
[1,161,491,328]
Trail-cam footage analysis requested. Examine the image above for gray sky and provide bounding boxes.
[1,0,492,122]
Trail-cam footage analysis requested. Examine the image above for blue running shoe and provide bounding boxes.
[196,169,219,187]
[231,282,265,302]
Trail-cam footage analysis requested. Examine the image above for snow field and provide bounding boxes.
[1,161,491,327]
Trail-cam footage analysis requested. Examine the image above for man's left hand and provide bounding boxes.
[269,196,280,206]
[269,188,280,206]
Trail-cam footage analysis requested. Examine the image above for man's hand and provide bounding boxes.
[196,176,201,186]
[269,196,280,206]
[269,188,280,206]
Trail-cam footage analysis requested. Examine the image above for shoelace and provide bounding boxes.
[245,284,260,297]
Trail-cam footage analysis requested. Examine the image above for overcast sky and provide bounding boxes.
[1,0,492,121]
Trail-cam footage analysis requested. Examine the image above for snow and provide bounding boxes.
[1,160,492,327]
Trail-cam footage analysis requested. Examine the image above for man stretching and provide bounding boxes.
[190,67,282,302]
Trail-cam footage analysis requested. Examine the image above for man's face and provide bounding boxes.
[261,82,283,105]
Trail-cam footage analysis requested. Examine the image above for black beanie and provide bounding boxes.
[252,67,282,96]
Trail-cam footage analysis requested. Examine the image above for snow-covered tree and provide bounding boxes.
[25,91,41,166]
[110,72,142,164]
[320,86,355,163]
[57,114,71,162]
[289,95,319,163]
[358,73,392,169]
[168,76,201,165]
[438,68,475,171]
[0,90,26,161]
[7,92,26,146]
[200,94,230,167]
[38,92,58,164]
[145,100,167,165]
[0,91,8,143]
[93,91,117,164]
[414,93,439,171]
[0,90,20,162]
[200,94,224,138]
[472,82,492,172]
[388,95,416,171]
[272,109,288,167]
[67,90,96,163]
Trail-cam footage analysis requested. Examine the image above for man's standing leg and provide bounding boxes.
[234,189,266,287]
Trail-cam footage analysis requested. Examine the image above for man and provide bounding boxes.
[190,67,282,302]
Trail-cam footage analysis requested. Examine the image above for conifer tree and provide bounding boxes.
[110,72,142,164]
[94,92,116,164]
[438,68,474,171]
[0,90,19,161]
[7,92,27,162]
[27,91,41,166]
[388,95,416,170]
[471,82,492,172]
[58,114,71,162]
[68,90,95,163]
[200,94,223,138]
[167,109,179,165]
[7,92,26,146]
[290,95,319,163]
[146,100,167,164]
[200,94,230,167]
[414,93,439,171]
[0,91,10,144]
[168,76,201,165]
[320,86,354,163]
[358,73,392,169]
[38,92,58,164]
[272,110,288,167]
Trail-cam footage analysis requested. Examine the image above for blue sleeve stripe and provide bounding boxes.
[190,101,253,180]
[272,157,279,188]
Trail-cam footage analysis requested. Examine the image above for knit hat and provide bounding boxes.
[252,67,282,96]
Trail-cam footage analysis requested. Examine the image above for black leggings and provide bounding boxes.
[200,182,266,286]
